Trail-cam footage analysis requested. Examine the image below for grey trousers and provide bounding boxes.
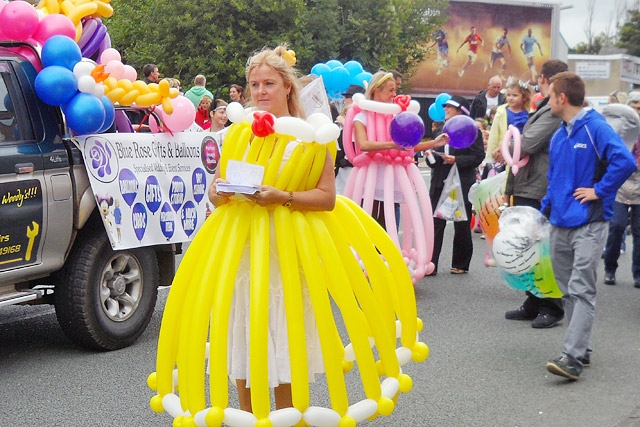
[549,221,607,370]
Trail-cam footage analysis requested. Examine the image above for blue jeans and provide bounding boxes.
[603,201,640,281]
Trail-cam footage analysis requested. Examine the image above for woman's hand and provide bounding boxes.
[433,133,450,148]
[246,185,288,207]
[209,177,234,206]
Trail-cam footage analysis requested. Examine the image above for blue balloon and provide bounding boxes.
[310,63,331,78]
[435,92,452,107]
[325,59,343,70]
[325,67,350,98]
[118,168,138,207]
[97,96,115,133]
[344,60,364,78]
[443,114,478,149]
[181,200,197,237]
[34,66,78,106]
[145,175,162,214]
[41,35,82,70]
[170,176,186,212]
[159,202,175,239]
[352,71,372,87]
[65,93,106,134]
[132,202,147,241]
[390,112,425,148]
[191,168,206,204]
[428,103,445,122]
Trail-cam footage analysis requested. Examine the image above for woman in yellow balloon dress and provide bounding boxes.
[148,45,429,427]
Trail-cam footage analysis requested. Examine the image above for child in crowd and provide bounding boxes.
[194,95,212,130]
[485,81,531,170]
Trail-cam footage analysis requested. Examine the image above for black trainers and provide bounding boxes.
[505,306,537,321]
[604,273,616,285]
[580,353,591,367]
[546,354,580,380]
[531,313,563,329]
[634,281,640,289]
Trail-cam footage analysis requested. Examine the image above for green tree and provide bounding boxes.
[105,0,448,95]
[618,9,640,56]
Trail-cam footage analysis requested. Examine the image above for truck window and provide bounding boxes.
[0,66,19,143]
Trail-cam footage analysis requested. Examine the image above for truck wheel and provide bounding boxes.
[55,226,158,350]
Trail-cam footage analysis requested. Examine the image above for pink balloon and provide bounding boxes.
[100,48,121,65]
[104,60,124,80]
[33,13,76,44]
[0,1,40,40]
[161,96,196,132]
[122,65,138,82]
[501,124,529,175]
[149,114,161,133]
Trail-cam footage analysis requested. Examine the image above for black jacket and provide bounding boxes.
[470,89,506,120]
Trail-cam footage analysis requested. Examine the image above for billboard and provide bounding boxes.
[410,0,555,96]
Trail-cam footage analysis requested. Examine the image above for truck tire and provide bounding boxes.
[54,224,159,351]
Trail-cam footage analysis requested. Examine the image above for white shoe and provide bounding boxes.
[458,69,464,77]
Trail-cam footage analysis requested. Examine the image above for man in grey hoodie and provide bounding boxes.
[602,91,640,288]
[501,59,568,328]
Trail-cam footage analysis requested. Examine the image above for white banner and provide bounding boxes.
[78,132,222,250]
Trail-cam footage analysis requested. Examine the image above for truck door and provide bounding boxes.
[0,61,45,273]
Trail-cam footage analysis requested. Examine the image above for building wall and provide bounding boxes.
[569,54,640,97]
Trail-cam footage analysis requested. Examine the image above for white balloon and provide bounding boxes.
[306,112,332,129]
[396,347,412,366]
[303,406,341,427]
[161,393,183,418]
[92,84,105,98]
[357,98,400,115]
[315,122,340,144]
[395,319,402,339]
[343,343,355,362]
[352,93,365,104]
[194,409,209,427]
[408,100,421,114]
[224,408,257,427]
[73,61,95,79]
[381,377,400,399]
[226,102,247,123]
[269,408,303,427]
[346,399,378,422]
[77,75,97,94]
[275,116,315,142]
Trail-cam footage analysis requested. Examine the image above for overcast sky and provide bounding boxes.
[515,0,628,48]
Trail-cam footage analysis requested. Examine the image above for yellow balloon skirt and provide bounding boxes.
[148,122,429,427]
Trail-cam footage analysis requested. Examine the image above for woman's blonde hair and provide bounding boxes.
[364,71,394,100]
[245,44,304,118]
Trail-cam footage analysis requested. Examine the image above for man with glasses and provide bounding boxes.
[501,59,569,329]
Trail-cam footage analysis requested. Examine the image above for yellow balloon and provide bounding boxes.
[161,96,174,115]
[132,80,152,94]
[274,206,310,412]
[136,92,163,107]
[262,135,291,186]
[275,143,303,189]
[118,89,140,107]
[158,79,171,97]
[286,143,315,191]
[105,87,125,104]
[249,205,270,418]
[304,144,327,191]
[117,79,133,91]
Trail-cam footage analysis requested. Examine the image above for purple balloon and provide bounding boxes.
[390,112,425,148]
[442,115,478,149]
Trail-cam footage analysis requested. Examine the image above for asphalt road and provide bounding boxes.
[1,218,640,426]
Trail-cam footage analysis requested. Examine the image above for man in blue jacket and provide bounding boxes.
[542,72,636,380]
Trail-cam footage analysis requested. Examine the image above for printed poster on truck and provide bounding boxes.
[0,180,43,269]
[77,132,223,250]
